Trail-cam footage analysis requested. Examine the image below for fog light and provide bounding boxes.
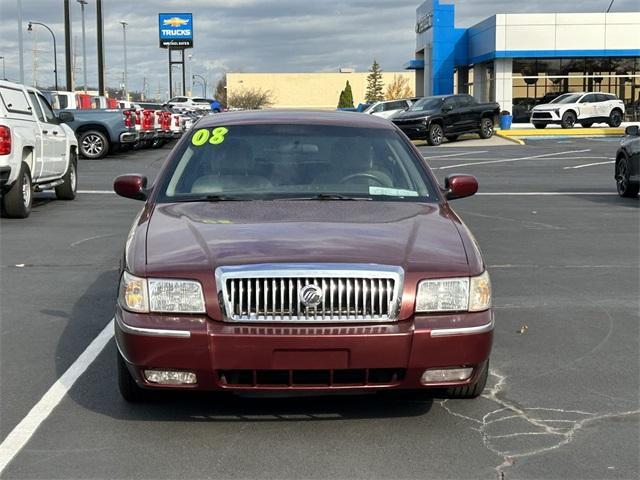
[421,367,473,384]
[144,369,197,385]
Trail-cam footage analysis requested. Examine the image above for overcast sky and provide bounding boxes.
[1,0,638,97]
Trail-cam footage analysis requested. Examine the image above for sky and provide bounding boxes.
[0,0,638,98]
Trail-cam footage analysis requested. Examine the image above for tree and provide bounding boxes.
[385,75,413,100]
[214,75,227,109]
[337,80,354,108]
[365,59,384,103]
[227,87,274,110]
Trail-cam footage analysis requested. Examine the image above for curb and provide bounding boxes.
[497,127,625,141]
[495,132,525,145]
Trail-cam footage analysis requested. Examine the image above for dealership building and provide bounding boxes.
[407,0,640,120]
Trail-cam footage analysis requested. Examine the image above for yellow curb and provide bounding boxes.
[499,127,625,137]
[495,131,525,145]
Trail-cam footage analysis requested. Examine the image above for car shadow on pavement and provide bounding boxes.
[573,193,639,207]
[57,271,434,423]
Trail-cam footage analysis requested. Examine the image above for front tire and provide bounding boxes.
[616,157,639,198]
[55,152,77,200]
[117,349,148,403]
[608,109,623,128]
[533,123,547,129]
[478,117,494,139]
[2,162,32,218]
[79,130,110,159]
[426,123,444,146]
[561,111,576,129]
[445,360,489,399]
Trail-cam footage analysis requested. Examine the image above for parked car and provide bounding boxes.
[512,97,536,123]
[530,92,625,129]
[166,96,212,111]
[363,99,414,119]
[614,125,640,197]
[112,110,493,402]
[336,103,371,113]
[0,80,78,218]
[58,108,138,159]
[392,94,500,146]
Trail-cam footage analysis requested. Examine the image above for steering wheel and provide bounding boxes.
[338,172,385,186]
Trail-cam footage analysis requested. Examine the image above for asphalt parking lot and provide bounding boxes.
[0,136,638,479]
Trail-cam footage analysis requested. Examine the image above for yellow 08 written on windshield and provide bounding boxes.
[191,127,229,146]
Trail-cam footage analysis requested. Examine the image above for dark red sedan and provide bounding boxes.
[113,110,493,401]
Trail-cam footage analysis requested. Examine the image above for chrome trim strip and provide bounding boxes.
[114,314,191,338]
[429,317,494,337]
[215,263,404,323]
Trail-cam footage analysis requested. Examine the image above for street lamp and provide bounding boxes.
[0,56,5,80]
[119,21,128,101]
[192,73,206,97]
[187,54,192,96]
[77,0,88,92]
[27,22,59,90]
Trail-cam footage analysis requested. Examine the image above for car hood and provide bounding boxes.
[532,103,561,111]
[145,201,471,276]
[393,109,438,121]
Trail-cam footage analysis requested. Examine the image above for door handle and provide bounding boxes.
[52,131,59,135]
[42,130,49,134]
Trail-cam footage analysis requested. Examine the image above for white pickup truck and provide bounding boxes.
[0,80,78,218]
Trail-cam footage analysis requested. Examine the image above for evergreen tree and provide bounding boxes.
[337,80,354,108]
[365,59,384,103]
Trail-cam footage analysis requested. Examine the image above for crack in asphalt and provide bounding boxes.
[438,369,640,479]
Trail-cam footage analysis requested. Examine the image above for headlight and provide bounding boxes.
[415,271,491,313]
[118,272,206,314]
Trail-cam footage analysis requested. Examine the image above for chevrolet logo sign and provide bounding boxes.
[163,17,189,28]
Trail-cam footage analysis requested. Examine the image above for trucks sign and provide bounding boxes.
[159,13,193,48]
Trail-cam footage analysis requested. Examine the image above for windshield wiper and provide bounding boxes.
[279,194,372,201]
[174,194,248,203]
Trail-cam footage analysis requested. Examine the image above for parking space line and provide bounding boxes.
[0,320,115,475]
[434,149,591,170]
[77,190,114,194]
[563,161,615,170]
[477,192,617,196]
[423,151,488,159]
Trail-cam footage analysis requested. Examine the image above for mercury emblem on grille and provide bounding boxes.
[299,284,323,308]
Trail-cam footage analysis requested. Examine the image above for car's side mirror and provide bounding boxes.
[625,125,639,136]
[58,111,74,123]
[114,174,149,201]
[444,174,478,200]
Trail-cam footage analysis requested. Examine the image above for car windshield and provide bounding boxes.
[408,97,443,111]
[550,93,582,104]
[158,124,437,202]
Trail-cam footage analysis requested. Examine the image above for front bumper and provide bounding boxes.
[530,110,560,123]
[393,122,427,140]
[115,306,493,391]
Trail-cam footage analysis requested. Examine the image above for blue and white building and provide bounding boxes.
[407,0,640,120]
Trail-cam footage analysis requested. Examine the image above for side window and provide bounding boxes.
[443,97,457,109]
[28,92,45,121]
[455,96,472,108]
[383,101,402,111]
[580,94,597,103]
[37,94,57,123]
[0,87,32,114]
[370,104,383,113]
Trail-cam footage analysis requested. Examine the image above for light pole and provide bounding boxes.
[187,54,192,96]
[0,57,5,80]
[120,21,128,100]
[192,73,206,97]
[28,22,59,90]
[77,0,88,92]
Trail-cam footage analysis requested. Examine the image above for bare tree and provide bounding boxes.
[214,74,227,109]
[385,75,414,100]
[228,88,274,110]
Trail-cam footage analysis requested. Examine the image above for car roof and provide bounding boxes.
[196,109,397,129]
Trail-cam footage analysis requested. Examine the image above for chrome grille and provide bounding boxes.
[215,264,404,323]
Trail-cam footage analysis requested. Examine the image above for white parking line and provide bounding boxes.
[0,320,115,475]
[434,149,591,170]
[424,151,488,159]
[477,192,617,196]
[77,190,114,194]
[563,161,615,170]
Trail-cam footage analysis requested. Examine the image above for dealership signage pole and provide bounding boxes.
[77,0,88,92]
[96,0,105,96]
[158,13,193,98]
[64,0,73,91]
[17,0,25,83]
